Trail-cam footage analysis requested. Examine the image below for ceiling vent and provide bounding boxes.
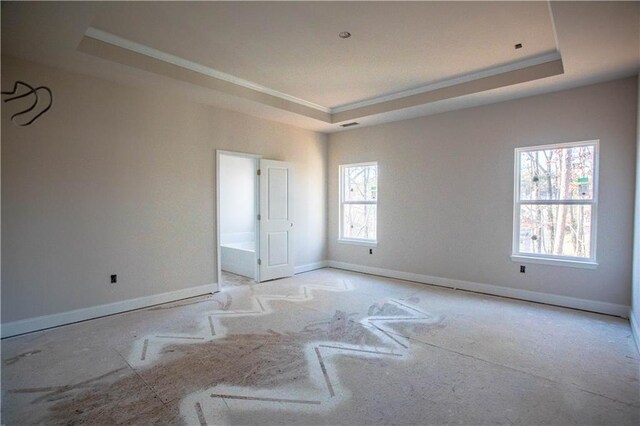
[340,122,359,128]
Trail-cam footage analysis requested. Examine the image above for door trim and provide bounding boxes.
[216,150,262,290]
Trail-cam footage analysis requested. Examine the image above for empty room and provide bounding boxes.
[2,1,639,425]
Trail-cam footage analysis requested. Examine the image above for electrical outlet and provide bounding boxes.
[111,274,117,284]
[369,248,373,255]
[520,265,526,273]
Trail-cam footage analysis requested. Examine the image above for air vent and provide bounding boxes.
[340,122,359,128]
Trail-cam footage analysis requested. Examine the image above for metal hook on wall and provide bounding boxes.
[1,80,53,126]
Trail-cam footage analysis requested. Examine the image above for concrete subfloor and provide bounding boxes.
[1,268,639,425]
[221,271,255,288]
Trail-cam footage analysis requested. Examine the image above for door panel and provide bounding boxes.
[267,168,288,219]
[259,159,294,281]
[268,232,288,266]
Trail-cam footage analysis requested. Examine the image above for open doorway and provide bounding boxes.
[216,151,295,289]
[217,151,259,288]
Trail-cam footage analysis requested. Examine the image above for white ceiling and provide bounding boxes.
[1,2,638,133]
[90,1,557,109]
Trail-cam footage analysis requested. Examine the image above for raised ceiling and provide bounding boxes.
[89,1,558,110]
[1,2,638,132]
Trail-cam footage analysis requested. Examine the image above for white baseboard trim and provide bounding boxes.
[630,311,640,353]
[295,261,329,274]
[1,283,216,338]
[327,261,629,318]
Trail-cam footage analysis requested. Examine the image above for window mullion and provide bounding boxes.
[342,200,377,205]
[516,200,594,205]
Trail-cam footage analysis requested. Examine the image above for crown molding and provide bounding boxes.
[83,27,564,125]
[85,27,332,114]
[330,51,562,113]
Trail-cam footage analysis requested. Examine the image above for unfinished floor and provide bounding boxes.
[221,271,254,288]
[1,268,639,425]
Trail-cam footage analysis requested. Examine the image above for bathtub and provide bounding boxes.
[221,240,256,279]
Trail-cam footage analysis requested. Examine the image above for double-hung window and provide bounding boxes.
[512,140,598,268]
[339,162,378,245]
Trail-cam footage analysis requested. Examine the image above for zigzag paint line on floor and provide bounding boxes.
[179,299,444,425]
[127,279,353,367]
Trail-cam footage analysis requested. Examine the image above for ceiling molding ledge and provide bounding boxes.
[332,57,564,124]
[79,27,564,127]
[331,51,561,114]
[79,28,333,123]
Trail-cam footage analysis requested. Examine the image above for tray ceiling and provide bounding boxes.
[2,2,638,132]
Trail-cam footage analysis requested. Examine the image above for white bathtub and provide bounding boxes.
[221,240,255,279]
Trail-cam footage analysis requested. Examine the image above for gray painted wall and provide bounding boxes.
[1,56,328,323]
[328,77,637,308]
[2,55,637,327]
[633,74,640,339]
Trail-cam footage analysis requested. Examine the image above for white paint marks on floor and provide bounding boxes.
[179,299,443,425]
[127,279,353,367]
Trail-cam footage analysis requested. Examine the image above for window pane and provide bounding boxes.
[343,204,377,240]
[344,165,377,202]
[519,144,594,201]
[519,204,592,258]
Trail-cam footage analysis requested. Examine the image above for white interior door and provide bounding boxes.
[259,159,294,281]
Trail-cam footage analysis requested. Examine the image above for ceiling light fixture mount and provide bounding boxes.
[339,31,351,39]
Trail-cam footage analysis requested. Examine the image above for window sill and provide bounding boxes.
[338,239,378,247]
[510,254,598,269]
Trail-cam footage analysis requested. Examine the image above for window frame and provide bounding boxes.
[511,140,599,269]
[338,161,378,247]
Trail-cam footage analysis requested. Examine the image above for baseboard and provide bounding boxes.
[328,260,629,318]
[1,283,217,338]
[630,311,640,353]
[295,261,329,274]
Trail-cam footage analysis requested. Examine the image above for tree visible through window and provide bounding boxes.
[340,162,377,242]
[514,141,598,264]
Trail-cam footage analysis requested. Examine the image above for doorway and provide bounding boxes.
[216,150,295,289]
[217,151,259,288]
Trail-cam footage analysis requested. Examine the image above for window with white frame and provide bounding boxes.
[513,140,598,267]
[339,162,378,244]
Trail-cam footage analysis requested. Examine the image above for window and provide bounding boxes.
[513,140,598,268]
[339,162,378,245]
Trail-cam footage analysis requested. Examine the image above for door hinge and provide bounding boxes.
[257,214,261,221]
[257,259,262,265]
[257,169,261,176]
